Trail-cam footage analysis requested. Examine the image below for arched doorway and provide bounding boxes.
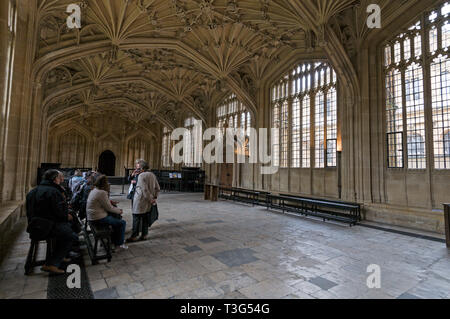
[98,150,116,176]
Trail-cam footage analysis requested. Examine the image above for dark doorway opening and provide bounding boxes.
[98,150,116,176]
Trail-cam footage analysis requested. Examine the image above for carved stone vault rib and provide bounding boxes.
[36,0,385,132]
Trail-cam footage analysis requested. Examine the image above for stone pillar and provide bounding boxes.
[0,0,11,203]
[2,2,38,200]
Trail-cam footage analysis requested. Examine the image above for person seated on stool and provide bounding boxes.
[27,170,79,275]
[86,175,128,251]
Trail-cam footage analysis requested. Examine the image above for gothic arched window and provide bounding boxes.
[384,1,450,169]
[271,62,338,168]
[216,94,251,136]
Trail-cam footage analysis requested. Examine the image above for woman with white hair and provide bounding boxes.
[126,160,160,242]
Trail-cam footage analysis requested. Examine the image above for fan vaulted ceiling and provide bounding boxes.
[37,0,391,131]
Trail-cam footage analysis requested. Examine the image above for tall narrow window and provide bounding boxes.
[302,96,311,168]
[292,98,301,168]
[162,127,172,168]
[315,92,325,168]
[405,63,426,169]
[184,117,202,168]
[385,61,405,168]
[272,103,280,167]
[326,88,337,167]
[280,100,289,167]
[431,55,450,168]
[271,62,337,169]
[271,79,288,167]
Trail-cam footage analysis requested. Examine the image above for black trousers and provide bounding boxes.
[47,222,78,267]
[131,214,148,238]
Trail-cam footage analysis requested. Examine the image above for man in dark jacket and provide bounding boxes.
[27,169,79,274]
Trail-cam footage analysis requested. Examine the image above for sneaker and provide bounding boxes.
[117,244,128,250]
[68,251,81,259]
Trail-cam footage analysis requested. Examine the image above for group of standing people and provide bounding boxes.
[26,159,160,275]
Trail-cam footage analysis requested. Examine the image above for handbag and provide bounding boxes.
[147,204,159,227]
[127,184,134,200]
[26,217,55,240]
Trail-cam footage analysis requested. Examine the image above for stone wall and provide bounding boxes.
[0,0,448,237]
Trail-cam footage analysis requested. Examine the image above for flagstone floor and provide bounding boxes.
[1,186,450,299]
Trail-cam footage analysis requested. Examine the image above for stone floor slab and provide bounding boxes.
[308,276,339,291]
[184,245,202,253]
[94,287,119,299]
[212,248,259,268]
[397,292,422,299]
[1,189,450,299]
[199,237,221,244]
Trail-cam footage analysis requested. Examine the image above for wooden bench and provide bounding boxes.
[84,220,112,265]
[444,204,450,248]
[267,194,361,226]
[254,190,271,206]
[219,187,261,206]
[204,184,219,201]
[281,194,361,219]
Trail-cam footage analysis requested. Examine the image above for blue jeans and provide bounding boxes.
[96,215,126,246]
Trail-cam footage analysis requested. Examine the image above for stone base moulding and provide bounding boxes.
[0,201,25,262]
[364,203,445,235]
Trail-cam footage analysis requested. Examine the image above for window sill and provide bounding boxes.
[0,201,23,226]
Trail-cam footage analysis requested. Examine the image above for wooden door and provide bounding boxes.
[220,163,233,187]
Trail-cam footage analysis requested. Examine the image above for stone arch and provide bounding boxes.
[48,127,90,168]
[125,133,156,169]
[32,39,258,122]
[42,77,201,126]
[45,97,173,133]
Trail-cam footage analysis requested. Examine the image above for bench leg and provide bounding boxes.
[94,238,99,257]
[45,239,53,262]
[24,241,36,275]
[106,237,112,262]
[99,236,112,263]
